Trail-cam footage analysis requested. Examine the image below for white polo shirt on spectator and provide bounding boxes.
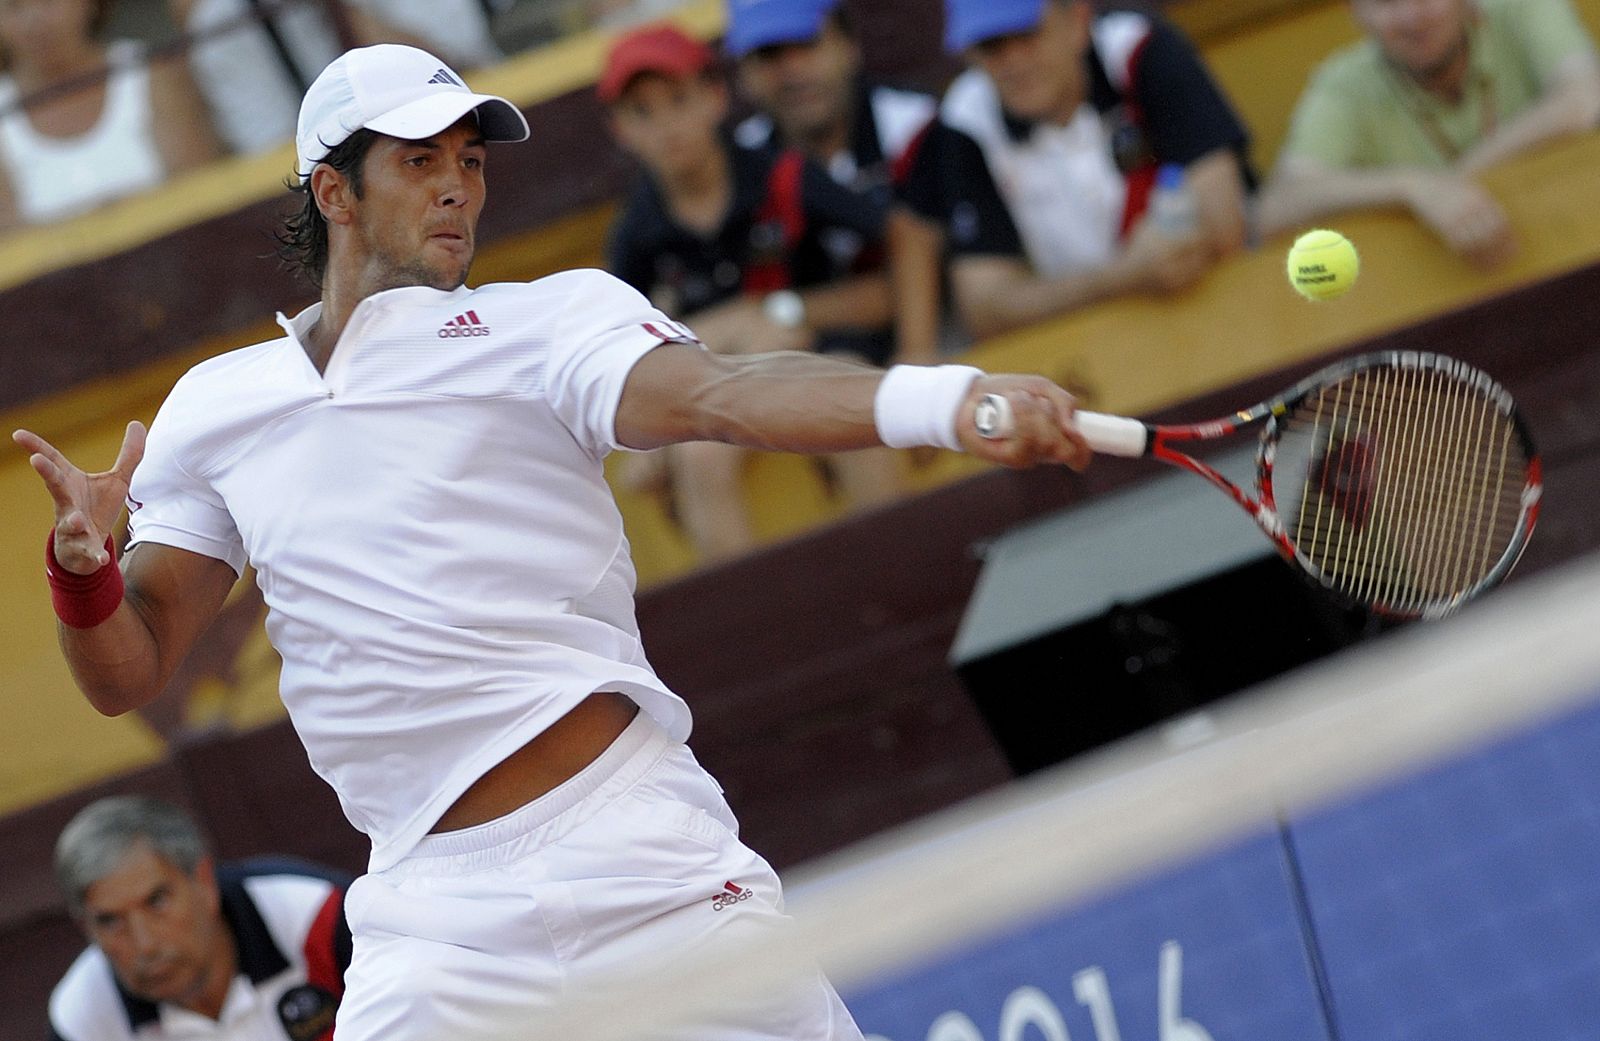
[126,271,699,872]
[911,11,1253,276]
[940,14,1150,276]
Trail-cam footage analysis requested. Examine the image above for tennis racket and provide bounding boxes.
[975,350,1542,619]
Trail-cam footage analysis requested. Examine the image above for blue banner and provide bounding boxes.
[846,831,1331,1041]
[845,695,1600,1041]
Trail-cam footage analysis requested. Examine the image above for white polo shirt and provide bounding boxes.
[126,270,698,871]
[940,14,1152,277]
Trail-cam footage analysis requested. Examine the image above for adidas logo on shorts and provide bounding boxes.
[439,311,490,338]
[710,880,753,912]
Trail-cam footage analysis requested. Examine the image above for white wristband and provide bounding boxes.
[874,364,984,451]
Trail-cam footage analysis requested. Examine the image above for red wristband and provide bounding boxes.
[45,529,124,629]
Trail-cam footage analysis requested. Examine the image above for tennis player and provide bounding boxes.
[14,45,1090,1040]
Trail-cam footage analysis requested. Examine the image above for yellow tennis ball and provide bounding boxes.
[1287,229,1360,301]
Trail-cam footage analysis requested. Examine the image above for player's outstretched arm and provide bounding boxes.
[12,424,236,716]
[613,343,1091,471]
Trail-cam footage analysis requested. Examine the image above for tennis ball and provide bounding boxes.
[1287,229,1359,301]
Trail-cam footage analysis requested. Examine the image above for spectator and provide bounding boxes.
[603,23,889,560]
[727,0,937,364]
[724,0,942,537]
[1259,0,1600,268]
[0,0,219,231]
[47,795,352,1041]
[898,0,1253,342]
[171,0,502,156]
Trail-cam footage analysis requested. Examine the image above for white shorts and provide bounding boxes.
[335,711,863,1041]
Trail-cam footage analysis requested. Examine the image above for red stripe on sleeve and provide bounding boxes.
[1117,31,1155,239]
[302,888,346,998]
[742,150,808,295]
[890,119,933,187]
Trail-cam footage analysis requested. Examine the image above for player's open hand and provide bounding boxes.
[956,376,1091,471]
[12,422,146,575]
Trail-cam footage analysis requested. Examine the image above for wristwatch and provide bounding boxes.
[762,289,806,330]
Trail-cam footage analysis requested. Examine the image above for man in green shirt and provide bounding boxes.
[1260,0,1600,267]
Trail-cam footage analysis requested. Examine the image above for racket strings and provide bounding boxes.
[1276,365,1529,613]
[1298,374,1522,606]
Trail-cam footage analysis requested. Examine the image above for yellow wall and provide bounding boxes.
[1209,3,1362,173]
[3,370,184,809]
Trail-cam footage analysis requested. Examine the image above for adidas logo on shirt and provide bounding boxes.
[439,311,490,338]
[710,880,753,912]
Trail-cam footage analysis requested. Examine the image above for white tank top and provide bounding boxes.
[0,40,166,224]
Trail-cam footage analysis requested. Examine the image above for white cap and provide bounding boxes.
[295,44,530,177]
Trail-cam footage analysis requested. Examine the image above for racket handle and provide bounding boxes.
[1075,411,1150,457]
[974,396,1150,457]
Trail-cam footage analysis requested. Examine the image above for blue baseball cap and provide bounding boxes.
[943,0,1047,52]
[724,0,841,58]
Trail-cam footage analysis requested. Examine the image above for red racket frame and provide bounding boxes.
[1118,351,1543,619]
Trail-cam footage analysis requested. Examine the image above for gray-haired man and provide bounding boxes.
[47,796,352,1041]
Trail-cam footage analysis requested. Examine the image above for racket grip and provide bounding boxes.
[1074,411,1150,457]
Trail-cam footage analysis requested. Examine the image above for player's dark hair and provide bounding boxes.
[276,129,378,286]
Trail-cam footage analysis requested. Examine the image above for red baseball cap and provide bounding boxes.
[598,24,716,104]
